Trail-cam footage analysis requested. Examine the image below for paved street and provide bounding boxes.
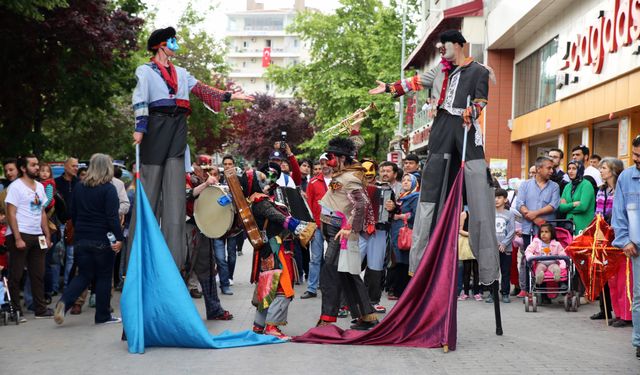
[1,242,637,375]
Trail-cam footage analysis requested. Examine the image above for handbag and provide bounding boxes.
[458,234,475,260]
[397,216,412,251]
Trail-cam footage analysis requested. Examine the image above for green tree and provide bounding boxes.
[0,0,68,20]
[266,0,417,160]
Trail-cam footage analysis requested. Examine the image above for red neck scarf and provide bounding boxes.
[151,57,178,94]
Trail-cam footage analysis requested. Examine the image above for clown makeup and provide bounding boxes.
[437,42,455,60]
[166,37,179,51]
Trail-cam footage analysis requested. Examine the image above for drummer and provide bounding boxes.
[185,155,233,321]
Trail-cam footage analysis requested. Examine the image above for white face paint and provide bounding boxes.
[443,41,455,60]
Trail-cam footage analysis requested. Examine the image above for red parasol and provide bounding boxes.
[564,214,629,302]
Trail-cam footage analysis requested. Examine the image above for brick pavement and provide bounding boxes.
[0,242,637,375]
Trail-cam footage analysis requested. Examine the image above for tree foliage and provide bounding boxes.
[0,0,68,20]
[237,94,315,164]
[0,0,144,158]
[266,0,417,160]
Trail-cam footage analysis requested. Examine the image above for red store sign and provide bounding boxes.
[561,0,640,74]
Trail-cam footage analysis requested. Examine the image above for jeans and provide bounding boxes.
[213,238,236,288]
[64,244,74,287]
[519,234,532,290]
[632,251,640,348]
[45,243,60,294]
[499,251,512,296]
[307,229,325,294]
[60,240,115,323]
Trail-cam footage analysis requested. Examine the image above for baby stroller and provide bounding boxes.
[524,219,579,313]
[0,272,21,325]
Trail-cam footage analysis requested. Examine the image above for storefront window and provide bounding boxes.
[528,138,557,167]
[515,37,559,117]
[593,120,619,158]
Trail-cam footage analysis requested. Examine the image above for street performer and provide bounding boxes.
[316,137,379,330]
[369,29,499,286]
[131,26,253,267]
[239,163,316,340]
[184,158,233,321]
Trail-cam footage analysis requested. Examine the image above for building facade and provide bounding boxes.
[401,0,640,180]
[489,0,640,173]
[225,0,310,99]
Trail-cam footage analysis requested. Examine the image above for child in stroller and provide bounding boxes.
[525,224,566,285]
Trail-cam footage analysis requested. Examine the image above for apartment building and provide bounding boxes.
[225,0,310,98]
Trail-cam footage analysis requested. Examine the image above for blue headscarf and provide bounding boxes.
[399,173,420,203]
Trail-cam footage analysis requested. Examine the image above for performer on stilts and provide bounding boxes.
[130,27,253,268]
[239,163,316,340]
[369,29,500,295]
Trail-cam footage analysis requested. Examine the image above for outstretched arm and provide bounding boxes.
[369,66,438,97]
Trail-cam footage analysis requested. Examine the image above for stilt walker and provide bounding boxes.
[370,29,502,334]
[130,27,253,268]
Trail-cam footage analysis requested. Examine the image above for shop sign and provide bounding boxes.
[409,124,431,151]
[560,0,640,74]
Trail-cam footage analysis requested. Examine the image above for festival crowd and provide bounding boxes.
[0,26,638,360]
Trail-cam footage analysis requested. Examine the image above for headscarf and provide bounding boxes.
[398,173,420,203]
[568,160,585,196]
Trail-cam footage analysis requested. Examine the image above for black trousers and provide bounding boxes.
[320,224,375,321]
[462,259,480,295]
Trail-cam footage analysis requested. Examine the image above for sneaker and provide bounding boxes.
[220,286,233,295]
[207,310,233,321]
[54,301,66,325]
[35,308,54,319]
[10,313,27,323]
[502,295,511,303]
[510,288,520,296]
[70,304,82,315]
[264,325,291,341]
[457,292,469,301]
[98,315,122,324]
[337,306,349,318]
[189,289,203,299]
[516,291,527,298]
[372,304,387,313]
[485,295,494,303]
[473,294,483,301]
[89,294,96,308]
[387,294,399,301]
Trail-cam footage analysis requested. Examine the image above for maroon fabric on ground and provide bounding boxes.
[293,168,464,350]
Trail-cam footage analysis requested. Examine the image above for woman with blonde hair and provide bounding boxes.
[54,153,124,325]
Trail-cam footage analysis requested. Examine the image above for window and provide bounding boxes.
[515,37,559,117]
[243,41,247,48]
[293,38,298,48]
[470,44,484,64]
[593,120,619,158]
[266,39,271,47]
[528,138,558,167]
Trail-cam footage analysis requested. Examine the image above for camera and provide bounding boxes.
[280,131,287,155]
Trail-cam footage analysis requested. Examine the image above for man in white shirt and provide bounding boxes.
[5,155,53,319]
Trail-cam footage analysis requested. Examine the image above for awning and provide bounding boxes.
[403,0,483,70]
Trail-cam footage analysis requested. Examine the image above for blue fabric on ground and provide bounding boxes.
[121,180,283,353]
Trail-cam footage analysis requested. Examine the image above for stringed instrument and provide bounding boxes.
[224,168,265,251]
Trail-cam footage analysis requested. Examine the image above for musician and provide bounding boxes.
[131,26,253,268]
[369,29,500,285]
[359,160,394,313]
[238,163,316,340]
[316,137,379,330]
[221,154,245,258]
[184,158,233,321]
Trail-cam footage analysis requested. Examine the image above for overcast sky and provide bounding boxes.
[143,0,343,36]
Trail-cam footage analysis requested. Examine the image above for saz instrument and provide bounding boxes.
[224,168,265,250]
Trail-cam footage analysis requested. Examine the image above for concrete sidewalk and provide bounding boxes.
[0,242,637,375]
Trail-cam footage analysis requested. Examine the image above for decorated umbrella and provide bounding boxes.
[564,214,631,312]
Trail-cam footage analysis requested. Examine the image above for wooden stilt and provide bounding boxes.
[443,344,449,353]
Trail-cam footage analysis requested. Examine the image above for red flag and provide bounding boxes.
[262,47,271,68]
[293,168,463,350]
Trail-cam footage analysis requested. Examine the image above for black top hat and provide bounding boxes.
[326,137,356,157]
[439,30,467,46]
[147,27,176,52]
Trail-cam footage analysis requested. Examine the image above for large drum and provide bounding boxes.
[194,185,236,238]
